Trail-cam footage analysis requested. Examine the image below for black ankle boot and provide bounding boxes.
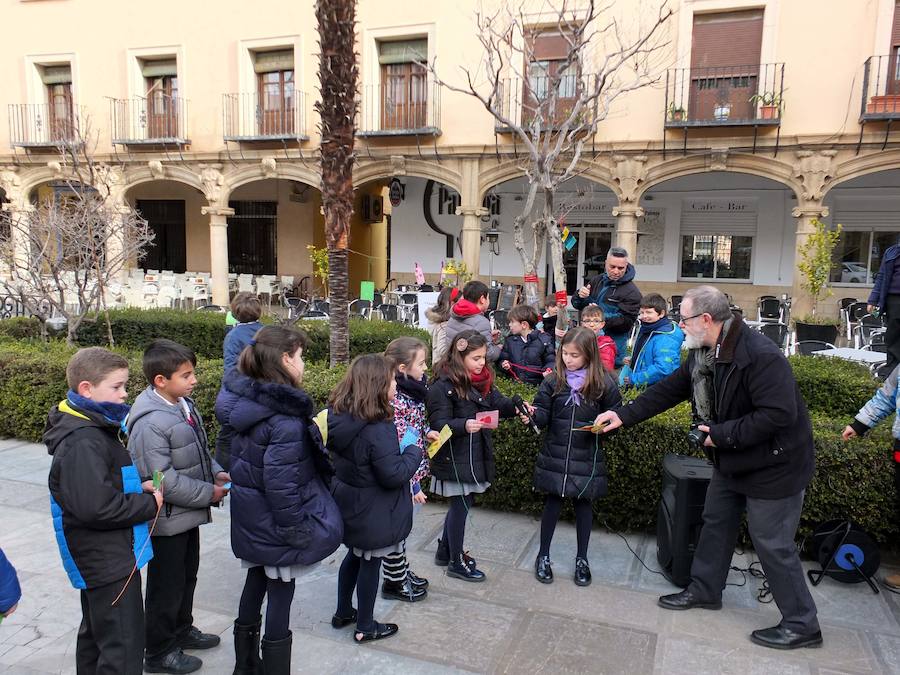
[574,557,592,586]
[261,631,291,675]
[447,553,486,582]
[535,555,553,584]
[407,569,429,590]
[232,616,262,675]
[434,538,450,566]
[381,578,427,602]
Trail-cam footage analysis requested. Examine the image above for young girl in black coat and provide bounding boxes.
[531,326,622,586]
[427,329,523,582]
[328,355,423,643]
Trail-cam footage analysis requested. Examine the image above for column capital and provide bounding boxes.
[456,205,488,218]
[201,206,235,218]
[2,201,35,214]
[612,206,644,218]
[791,205,829,219]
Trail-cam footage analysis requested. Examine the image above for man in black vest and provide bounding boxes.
[594,285,822,650]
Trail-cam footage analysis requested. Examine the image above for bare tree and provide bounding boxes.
[316,0,359,366]
[0,120,152,345]
[430,0,671,330]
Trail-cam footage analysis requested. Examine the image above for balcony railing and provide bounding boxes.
[357,81,440,136]
[223,92,309,141]
[109,96,189,145]
[860,55,900,120]
[8,103,83,148]
[664,63,785,127]
[492,74,596,132]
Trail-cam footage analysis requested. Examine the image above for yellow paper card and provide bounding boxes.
[427,425,453,458]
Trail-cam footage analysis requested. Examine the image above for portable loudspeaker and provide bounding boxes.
[656,453,713,587]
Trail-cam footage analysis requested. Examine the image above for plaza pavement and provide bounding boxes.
[1,438,899,674]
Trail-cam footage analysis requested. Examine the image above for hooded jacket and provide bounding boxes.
[532,372,622,499]
[620,321,684,388]
[571,264,641,340]
[327,412,422,551]
[216,370,342,567]
[128,387,223,537]
[425,308,451,365]
[616,319,814,499]
[444,299,501,362]
[0,548,20,614]
[499,330,555,385]
[45,400,157,589]
[869,244,900,313]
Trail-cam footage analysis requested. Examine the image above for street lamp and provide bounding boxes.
[482,220,502,287]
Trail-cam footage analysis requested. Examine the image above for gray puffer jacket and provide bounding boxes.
[127,387,223,536]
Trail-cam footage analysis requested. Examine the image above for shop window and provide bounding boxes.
[830,229,900,285]
[680,234,752,280]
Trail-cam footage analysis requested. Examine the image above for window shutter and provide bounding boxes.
[691,10,764,71]
[253,50,294,74]
[40,65,72,85]
[892,1,900,48]
[529,31,569,61]
[140,58,177,78]
[378,39,427,65]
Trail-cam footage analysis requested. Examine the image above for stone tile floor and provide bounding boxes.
[1,439,899,674]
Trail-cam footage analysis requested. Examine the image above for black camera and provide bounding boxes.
[687,422,708,450]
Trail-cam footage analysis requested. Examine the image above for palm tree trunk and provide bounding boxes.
[316,0,358,366]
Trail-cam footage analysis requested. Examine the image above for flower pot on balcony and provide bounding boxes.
[670,110,685,122]
[759,104,779,119]
[866,94,900,114]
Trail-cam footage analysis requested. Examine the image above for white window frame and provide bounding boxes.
[126,46,185,101]
[237,36,301,136]
[24,53,77,107]
[678,233,755,283]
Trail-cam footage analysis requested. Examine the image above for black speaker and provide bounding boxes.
[656,453,713,587]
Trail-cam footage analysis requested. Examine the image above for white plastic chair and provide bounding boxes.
[237,275,255,294]
[255,277,274,310]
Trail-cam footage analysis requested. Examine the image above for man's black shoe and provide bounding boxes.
[381,578,427,602]
[534,555,553,584]
[446,554,486,582]
[144,648,202,674]
[750,625,823,650]
[658,589,723,611]
[178,626,221,650]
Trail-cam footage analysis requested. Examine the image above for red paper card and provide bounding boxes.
[475,410,499,429]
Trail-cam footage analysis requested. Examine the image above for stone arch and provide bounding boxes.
[637,154,802,202]
[121,165,207,201]
[477,159,617,202]
[824,149,900,196]
[224,162,320,197]
[353,158,463,194]
[20,166,86,199]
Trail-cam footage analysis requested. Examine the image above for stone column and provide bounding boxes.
[201,206,234,306]
[104,204,130,283]
[456,205,488,278]
[790,204,830,319]
[612,205,644,259]
[2,202,34,277]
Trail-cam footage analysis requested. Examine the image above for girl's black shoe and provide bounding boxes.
[407,570,429,590]
[434,538,450,566]
[447,554,486,582]
[574,557,592,586]
[354,622,399,643]
[535,555,553,584]
[331,608,357,629]
[381,578,427,602]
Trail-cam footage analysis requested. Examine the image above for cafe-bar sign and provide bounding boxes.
[685,199,755,212]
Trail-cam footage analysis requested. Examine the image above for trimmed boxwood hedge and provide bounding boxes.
[0,335,895,546]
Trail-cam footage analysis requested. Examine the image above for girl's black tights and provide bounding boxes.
[335,549,383,632]
[237,565,296,641]
[443,493,474,560]
[538,494,593,559]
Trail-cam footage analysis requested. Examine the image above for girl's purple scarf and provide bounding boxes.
[565,368,588,406]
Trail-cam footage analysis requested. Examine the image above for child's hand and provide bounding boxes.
[465,419,485,433]
[152,489,163,509]
[543,368,552,377]
[211,484,229,504]
[413,491,428,505]
[555,327,566,339]
[623,357,631,365]
[841,425,857,441]
[425,430,441,443]
[215,471,231,486]
[141,480,156,494]
[491,329,501,343]
[501,360,511,370]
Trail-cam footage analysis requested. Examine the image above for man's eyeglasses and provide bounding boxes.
[679,312,707,325]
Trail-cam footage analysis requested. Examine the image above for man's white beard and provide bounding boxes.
[684,331,707,350]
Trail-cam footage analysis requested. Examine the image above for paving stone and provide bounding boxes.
[486,568,668,633]
[0,439,33,452]
[377,592,522,672]
[500,611,656,674]
[655,635,812,675]
[805,562,900,636]
[421,508,538,566]
[867,632,900,674]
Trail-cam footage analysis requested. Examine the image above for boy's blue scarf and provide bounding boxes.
[66,390,131,433]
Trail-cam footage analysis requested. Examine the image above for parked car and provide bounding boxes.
[840,262,868,284]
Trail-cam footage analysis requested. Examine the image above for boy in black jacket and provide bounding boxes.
[499,304,555,385]
[45,347,162,675]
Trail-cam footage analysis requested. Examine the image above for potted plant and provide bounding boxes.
[667,102,686,122]
[794,218,842,344]
[749,91,784,120]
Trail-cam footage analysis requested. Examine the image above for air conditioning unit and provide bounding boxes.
[361,195,384,223]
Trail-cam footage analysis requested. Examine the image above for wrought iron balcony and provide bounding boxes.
[860,55,900,121]
[357,82,440,137]
[223,92,309,141]
[664,63,785,127]
[8,103,84,148]
[109,96,189,145]
[492,74,596,133]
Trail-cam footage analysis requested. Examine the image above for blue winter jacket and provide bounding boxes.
[0,548,21,614]
[620,322,685,387]
[223,321,263,373]
[869,245,900,313]
[851,364,900,441]
[216,369,342,567]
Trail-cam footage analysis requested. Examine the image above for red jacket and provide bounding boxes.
[597,334,617,372]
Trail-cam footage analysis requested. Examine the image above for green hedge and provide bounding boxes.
[0,311,429,362]
[0,338,895,546]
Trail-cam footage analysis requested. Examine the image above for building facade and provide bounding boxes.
[1,0,899,315]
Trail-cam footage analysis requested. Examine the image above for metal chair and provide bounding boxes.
[312,299,331,315]
[760,322,789,351]
[491,309,510,334]
[792,340,837,356]
[854,314,885,349]
[757,296,782,323]
[861,330,887,353]
[377,304,400,322]
[845,301,870,341]
[349,299,371,318]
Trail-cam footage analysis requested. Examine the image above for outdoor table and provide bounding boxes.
[743,319,765,330]
[810,347,886,366]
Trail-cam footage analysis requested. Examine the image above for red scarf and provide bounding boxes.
[469,366,494,396]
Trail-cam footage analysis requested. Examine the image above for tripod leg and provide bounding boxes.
[845,553,880,595]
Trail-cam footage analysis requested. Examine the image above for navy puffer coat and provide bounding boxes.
[327,412,423,551]
[216,369,342,567]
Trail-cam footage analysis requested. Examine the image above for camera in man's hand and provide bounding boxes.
[687,422,709,450]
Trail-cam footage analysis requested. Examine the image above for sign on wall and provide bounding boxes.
[636,209,665,266]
